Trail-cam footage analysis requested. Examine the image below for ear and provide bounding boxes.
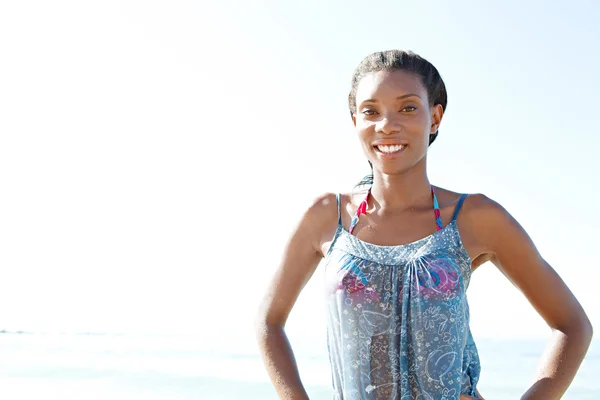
[351,113,357,127]
[430,104,444,134]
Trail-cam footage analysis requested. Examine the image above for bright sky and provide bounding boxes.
[0,0,598,345]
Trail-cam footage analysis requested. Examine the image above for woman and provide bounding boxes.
[255,50,592,399]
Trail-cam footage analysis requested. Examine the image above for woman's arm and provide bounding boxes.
[255,193,337,400]
[466,195,593,400]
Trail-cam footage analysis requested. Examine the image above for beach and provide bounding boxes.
[1,332,598,399]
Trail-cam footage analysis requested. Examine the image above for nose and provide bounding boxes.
[374,114,401,135]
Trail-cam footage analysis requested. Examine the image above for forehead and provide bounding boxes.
[355,70,426,102]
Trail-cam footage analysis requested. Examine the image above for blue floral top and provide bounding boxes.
[323,193,481,399]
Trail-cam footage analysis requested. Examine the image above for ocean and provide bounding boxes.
[1,332,598,399]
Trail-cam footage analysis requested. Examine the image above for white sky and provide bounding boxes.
[0,0,598,344]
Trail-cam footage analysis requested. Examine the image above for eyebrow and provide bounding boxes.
[360,93,421,104]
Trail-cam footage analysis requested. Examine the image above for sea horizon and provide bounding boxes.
[1,330,598,399]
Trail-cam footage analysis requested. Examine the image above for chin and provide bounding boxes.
[375,163,414,176]
[376,155,427,175]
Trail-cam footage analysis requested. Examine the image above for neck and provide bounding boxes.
[368,168,433,212]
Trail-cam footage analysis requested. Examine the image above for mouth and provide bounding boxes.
[373,144,407,155]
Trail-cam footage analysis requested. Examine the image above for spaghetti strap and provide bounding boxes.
[451,194,468,222]
[336,193,342,226]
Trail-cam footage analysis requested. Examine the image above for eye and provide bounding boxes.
[401,106,417,112]
[362,109,377,116]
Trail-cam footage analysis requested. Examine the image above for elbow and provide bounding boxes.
[254,313,269,350]
[254,309,283,341]
[582,315,594,342]
[254,314,286,356]
[254,309,268,337]
[559,313,594,346]
[576,316,594,356]
[576,312,594,343]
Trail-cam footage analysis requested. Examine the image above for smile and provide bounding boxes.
[374,144,406,154]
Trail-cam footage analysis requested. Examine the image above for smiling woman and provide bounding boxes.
[255,50,593,400]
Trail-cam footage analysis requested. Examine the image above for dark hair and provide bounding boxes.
[349,50,447,188]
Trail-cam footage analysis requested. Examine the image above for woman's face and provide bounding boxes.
[352,70,443,176]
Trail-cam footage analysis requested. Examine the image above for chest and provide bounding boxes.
[346,206,453,247]
[324,241,471,310]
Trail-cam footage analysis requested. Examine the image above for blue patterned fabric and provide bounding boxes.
[323,194,481,399]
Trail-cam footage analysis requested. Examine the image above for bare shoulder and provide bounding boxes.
[303,192,338,224]
[460,193,513,227]
[298,192,340,255]
[311,190,369,221]
[458,193,528,263]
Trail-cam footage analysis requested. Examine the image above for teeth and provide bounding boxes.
[376,144,405,153]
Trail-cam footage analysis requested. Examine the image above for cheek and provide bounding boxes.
[356,122,375,141]
[417,115,434,135]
